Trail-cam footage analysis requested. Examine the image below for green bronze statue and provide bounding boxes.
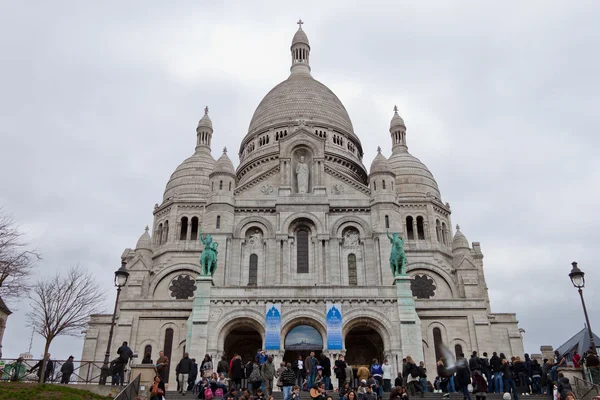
[199,228,218,277]
[387,229,407,276]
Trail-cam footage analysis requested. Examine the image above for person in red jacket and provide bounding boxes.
[572,351,581,368]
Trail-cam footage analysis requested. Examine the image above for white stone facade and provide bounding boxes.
[81,24,524,383]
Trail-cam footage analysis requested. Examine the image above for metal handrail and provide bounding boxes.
[573,375,600,400]
[115,373,141,400]
[0,358,130,385]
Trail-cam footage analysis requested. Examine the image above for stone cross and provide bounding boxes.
[297,19,304,29]
[393,105,398,113]
[204,106,209,115]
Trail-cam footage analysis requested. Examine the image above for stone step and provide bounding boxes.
[164,392,548,400]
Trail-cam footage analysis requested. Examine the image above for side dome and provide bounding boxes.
[135,226,152,251]
[370,147,393,175]
[452,225,470,251]
[388,149,441,199]
[163,149,215,201]
[245,73,357,141]
[211,148,235,176]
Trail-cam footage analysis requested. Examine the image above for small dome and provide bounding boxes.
[163,148,215,201]
[211,148,235,176]
[136,226,152,251]
[388,148,441,199]
[197,106,212,130]
[370,147,393,175]
[452,225,470,251]
[390,106,405,129]
[292,27,310,47]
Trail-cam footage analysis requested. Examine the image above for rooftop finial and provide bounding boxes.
[456,224,460,231]
[393,105,398,113]
[145,225,149,232]
[223,147,227,154]
[204,106,209,115]
[377,146,382,153]
[297,19,304,30]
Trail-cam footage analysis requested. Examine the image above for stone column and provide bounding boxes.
[412,219,418,241]
[187,222,192,241]
[394,275,424,363]
[176,221,182,242]
[186,276,213,361]
[423,221,430,240]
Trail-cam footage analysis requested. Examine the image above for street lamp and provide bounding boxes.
[569,262,596,351]
[99,260,130,385]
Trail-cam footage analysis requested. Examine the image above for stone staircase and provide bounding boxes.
[165,391,549,400]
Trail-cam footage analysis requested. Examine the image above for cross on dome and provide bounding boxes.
[204,106,209,115]
[297,19,304,29]
[377,146,382,153]
[223,147,227,154]
[393,105,399,113]
[456,224,461,231]
[145,225,149,232]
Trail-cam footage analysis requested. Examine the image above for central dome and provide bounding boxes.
[247,73,355,138]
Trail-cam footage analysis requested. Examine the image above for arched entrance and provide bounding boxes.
[345,326,384,367]
[223,322,263,363]
[283,325,323,363]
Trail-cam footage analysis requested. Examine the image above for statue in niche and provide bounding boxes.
[296,155,309,193]
[343,230,360,248]
[248,229,263,249]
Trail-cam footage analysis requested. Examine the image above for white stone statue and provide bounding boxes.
[296,156,309,193]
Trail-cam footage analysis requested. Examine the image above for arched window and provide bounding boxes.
[385,215,390,229]
[163,328,174,383]
[373,181,377,191]
[229,182,232,191]
[216,216,221,229]
[417,216,425,240]
[219,180,223,190]
[406,216,414,240]
[436,219,441,242]
[348,254,357,286]
[157,223,163,245]
[433,328,443,362]
[211,182,214,191]
[248,254,258,286]
[454,344,463,359]
[442,222,447,245]
[144,344,152,360]
[191,217,199,240]
[297,229,309,273]
[163,220,169,244]
[382,180,386,190]
[180,217,188,240]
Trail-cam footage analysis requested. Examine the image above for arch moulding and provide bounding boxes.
[342,309,394,351]
[234,216,275,238]
[280,310,327,350]
[330,216,372,238]
[213,308,266,351]
[281,213,325,235]
[406,262,457,297]
[149,264,201,297]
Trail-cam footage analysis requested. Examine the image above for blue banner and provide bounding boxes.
[326,303,343,350]
[265,303,281,350]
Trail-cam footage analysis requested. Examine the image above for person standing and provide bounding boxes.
[320,354,331,391]
[281,363,297,400]
[156,351,169,383]
[418,361,428,393]
[472,370,488,400]
[201,354,213,379]
[176,352,194,396]
[262,355,276,396]
[188,358,199,391]
[115,341,133,385]
[334,355,347,391]
[382,359,392,393]
[231,355,244,390]
[490,352,503,393]
[60,356,74,384]
[293,354,304,388]
[480,353,492,393]
[217,355,230,376]
[370,358,383,398]
[455,354,472,400]
[586,347,600,384]
[305,352,318,390]
[502,358,518,400]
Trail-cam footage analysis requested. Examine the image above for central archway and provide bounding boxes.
[345,326,384,367]
[224,327,262,363]
[283,325,323,363]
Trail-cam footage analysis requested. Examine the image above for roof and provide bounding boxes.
[0,295,12,315]
[555,326,600,357]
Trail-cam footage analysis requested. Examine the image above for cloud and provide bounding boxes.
[1,0,599,360]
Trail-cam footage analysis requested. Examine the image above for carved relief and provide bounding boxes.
[342,229,360,248]
[331,184,344,195]
[247,229,264,250]
[169,275,197,299]
[261,184,274,194]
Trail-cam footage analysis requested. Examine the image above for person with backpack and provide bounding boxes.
[418,361,428,393]
[261,355,276,396]
[370,359,383,398]
[249,357,263,394]
[480,353,491,393]
[404,356,423,397]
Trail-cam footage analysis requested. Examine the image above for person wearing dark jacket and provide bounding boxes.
[29,353,54,383]
[471,370,487,400]
[469,352,482,373]
[557,374,572,400]
[218,355,230,375]
[113,341,133,386]
[489,353,502,393]
[480,353,491,393]
[230,356,244,390]
[530,360,543,395]
[176,352,194,395]
[394,372,403,388]
[455,354,472,400]
[502,359,518,400]
[60,356,74,384]
[188,358,198,391]
[320,354,332,391]
[513,357,529,395]
[334,355,347,391]
[281,363,297,400]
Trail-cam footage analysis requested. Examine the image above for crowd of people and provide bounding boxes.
[143,346,600,400]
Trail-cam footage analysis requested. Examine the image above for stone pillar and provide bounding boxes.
[423,221,430,240]
[412,219,418,241]
[187,222,192,241]
[395,275,424,362]
[186,276,213,361]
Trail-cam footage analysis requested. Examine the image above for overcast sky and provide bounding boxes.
[1,1,599,361]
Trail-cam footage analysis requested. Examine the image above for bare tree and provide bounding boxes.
[27,266,105,383]
[0,208,40,301]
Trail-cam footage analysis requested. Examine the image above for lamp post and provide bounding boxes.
[99,260,130,385]
[569,261,596,351]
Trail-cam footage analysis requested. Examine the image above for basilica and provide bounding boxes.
[81,23,524,383]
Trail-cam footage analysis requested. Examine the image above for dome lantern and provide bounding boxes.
[390,105,407,151]
[290,19,311,76]
[196,106,213,150]
[452,225,470,253]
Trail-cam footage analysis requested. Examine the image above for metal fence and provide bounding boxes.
[115,373,141,400]
[0,358,131,385]
[573,376,600,400]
